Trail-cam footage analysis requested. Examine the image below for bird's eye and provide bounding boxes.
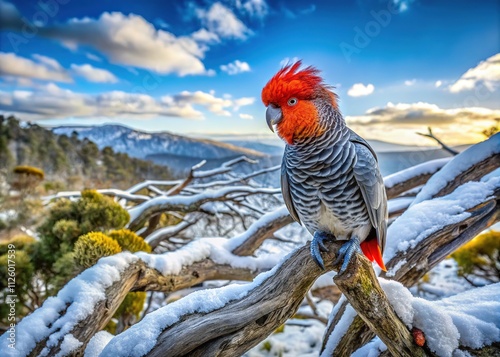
[287,97,298,106]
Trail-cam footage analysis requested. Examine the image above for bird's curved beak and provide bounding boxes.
[266,104,282,133]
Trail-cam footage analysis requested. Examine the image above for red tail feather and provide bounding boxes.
[360,238,387,271]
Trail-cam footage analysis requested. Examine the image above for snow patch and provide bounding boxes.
[381,279,500,356]
[85,331,114,357]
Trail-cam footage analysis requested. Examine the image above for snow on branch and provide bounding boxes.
[384,158,452,199]
[412,132,499,205]
[1,205,292,356]
[125,179,182,195]
[43,189,151,204]
[322,142,500,356]
[127,186,280,231]
[378,280,500,357]
[99,241,341,357]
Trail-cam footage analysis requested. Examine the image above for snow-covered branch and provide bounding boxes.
[322,134,500,356]
[0,205,294,356]
[384,158,451,199]
[127,186,280,231]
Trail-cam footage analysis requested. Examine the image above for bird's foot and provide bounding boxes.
[310,231,335,270]
[334,237,361,273]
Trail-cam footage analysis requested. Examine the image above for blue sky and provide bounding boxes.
[0,0,499,144]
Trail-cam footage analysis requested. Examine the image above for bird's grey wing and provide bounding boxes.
[281,156,301,224]
[349,129,388,253]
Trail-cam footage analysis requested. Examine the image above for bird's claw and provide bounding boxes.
[310,231,334,270]
[335,237,361,273]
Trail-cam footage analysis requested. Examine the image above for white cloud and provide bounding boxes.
[233,97,255,111]
[345,101,500,145]
[449,53,500,93]
[404,79,416,86]
[236,0,269,18]
[71,64,118,83]
[0,52,71,82]
[3,10,211,76]
[0,85,255,121]
[85,53,102,62]
[196,2,251,40]
[239,113,254,120]
[435,80,442,88]
[220,60,251,75]
[191,28,220,43]
[347,83,374,97]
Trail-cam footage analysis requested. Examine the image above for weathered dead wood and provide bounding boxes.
[231,210,294,256]
[384,158,451,199]
[127,187,280,231]
[25,257,266,357]
[21,206,292,356]
[142,241,426,357]
[334,254,430,357]
[431,155,500,200]
[386,173,434,200]
[321,187,500,356]
[28,261,143,357]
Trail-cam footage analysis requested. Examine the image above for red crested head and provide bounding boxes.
[261,61,324,107]
[261,61,337,145]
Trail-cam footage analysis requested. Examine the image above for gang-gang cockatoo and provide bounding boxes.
[262,61,387,272]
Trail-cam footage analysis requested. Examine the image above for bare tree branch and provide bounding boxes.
[416,127,460,156]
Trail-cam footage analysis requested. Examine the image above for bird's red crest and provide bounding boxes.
[261,61,324,106]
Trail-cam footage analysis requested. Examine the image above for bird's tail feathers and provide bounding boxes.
[360,238,387,271]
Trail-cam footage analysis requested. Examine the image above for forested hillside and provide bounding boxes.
[0,116,174,190]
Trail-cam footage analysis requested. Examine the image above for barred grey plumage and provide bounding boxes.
[262,61,387,271]
[281,98,387,270]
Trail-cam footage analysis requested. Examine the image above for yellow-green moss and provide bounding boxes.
[74,232,122,268]
[108,229,151,253]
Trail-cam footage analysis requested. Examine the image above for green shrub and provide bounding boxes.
[13,165,44,180]
[451,230,500,283]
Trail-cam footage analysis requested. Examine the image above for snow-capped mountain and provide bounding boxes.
[52,124,267,160]
[52,124,280,177]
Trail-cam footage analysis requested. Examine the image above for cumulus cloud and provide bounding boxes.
[71,64,118,83]
[404,79,416,86]
[449,53,500,93]
[345,101,500,145]
[0,85,255,121]
[191,28,220,43]
[1,6,211,76]
[347,83,375,97]
[196,2,252,40]
[435,80,442,88]
[239,113,254,120]
[220,60,251,75]
[0,52,71,82]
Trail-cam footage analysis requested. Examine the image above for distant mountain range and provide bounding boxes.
[52,124,466,177]
[52,125,279,176]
